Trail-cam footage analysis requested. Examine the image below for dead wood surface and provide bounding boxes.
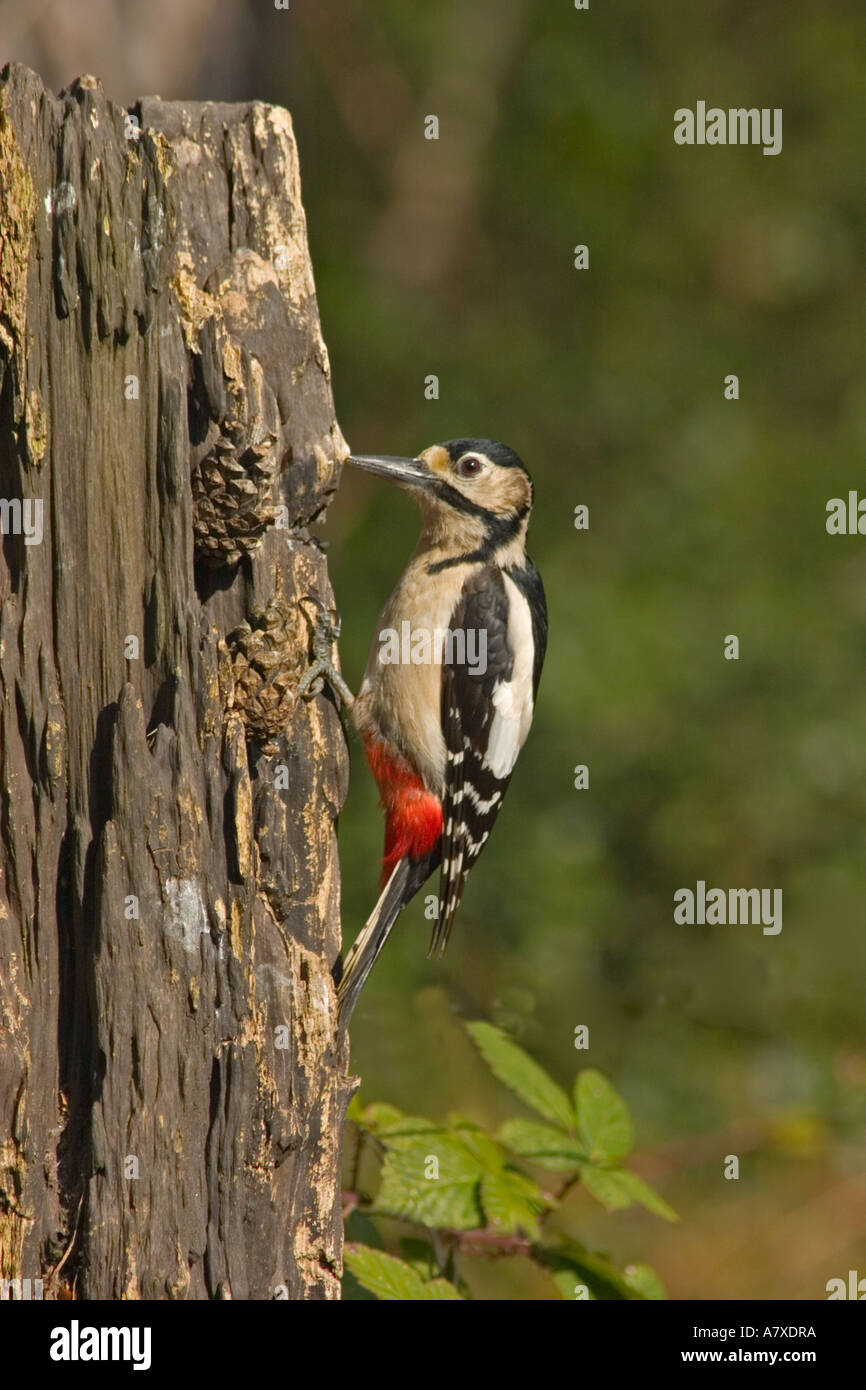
[0,62,353,1300]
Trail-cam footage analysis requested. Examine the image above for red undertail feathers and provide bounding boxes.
[362,730,443,885]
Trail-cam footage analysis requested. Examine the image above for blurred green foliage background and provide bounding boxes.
[7,0,866,1298]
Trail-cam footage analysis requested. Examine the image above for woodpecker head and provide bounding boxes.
[347,439,533,559]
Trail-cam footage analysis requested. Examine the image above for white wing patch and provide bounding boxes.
[482,574,535,778]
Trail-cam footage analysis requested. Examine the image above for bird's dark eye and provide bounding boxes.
[456,455,483,478]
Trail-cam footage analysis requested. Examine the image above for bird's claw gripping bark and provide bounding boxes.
[297,597,355,709]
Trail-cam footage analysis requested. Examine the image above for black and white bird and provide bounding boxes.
[332,439,547,1027]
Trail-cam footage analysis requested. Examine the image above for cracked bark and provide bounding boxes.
[0,63,352,1300]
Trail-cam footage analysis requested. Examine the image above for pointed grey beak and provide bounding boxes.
[346,454,434,487]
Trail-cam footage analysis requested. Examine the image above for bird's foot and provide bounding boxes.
[297,596,355,710]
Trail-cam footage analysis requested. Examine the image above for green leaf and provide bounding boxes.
[575,1070,634,1163]
[423,1277,465,1300]
[344,1246,463,1300]
[372,1121,486,1229]
[352,1100,407,1132]
[344,1210,383,1249]
[447,1117,506,1172]
[375,1166,483,1231]
[340,1267,376,1302]
[623,1263,667,1299]
[480,1166,546,1238]
[614,1169,678,1222]
[576,1163,678,1222]
[535,1239,635,1301]
[550,1266,595,1300]
[364,1112,475,1167]
[576,1162,634,1212]
[399,1237,440,1282]
[398,1237,474,1300]
[345,1093,367,1126]
[466,1022,574,1130]
[498,1118,587,1170]
[344,1246,421,1301]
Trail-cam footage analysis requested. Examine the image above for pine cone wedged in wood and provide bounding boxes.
[190,312,283,567]
[228,599,304,743]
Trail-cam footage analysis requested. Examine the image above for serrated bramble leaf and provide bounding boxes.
[447,1117,506,1173]
[375,1169,484,1230]
[498,1118,587,1170]
[371,1123,486,1230]
[344,1246,463,1300]
[575,1163,678,1222]
[375,1122,485,1181]
[576,1162,634,1212]
[575,1070,634,1163]
[480,1167,546,1238]
[614,1169,678,1222]
[467,1022,574,1130]
[424,1278,464,1300]
[623,1262,667,1299]
[536,1240,635,1301]
[344,1246,424,1300]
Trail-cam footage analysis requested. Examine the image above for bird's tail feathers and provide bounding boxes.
[336,857,410,1029]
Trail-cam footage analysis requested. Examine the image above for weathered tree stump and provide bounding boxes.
[0,63,352,1300]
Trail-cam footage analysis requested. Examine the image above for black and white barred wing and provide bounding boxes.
[429,565,539,955]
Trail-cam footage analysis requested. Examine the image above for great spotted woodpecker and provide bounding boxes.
[332,439,547,1027]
